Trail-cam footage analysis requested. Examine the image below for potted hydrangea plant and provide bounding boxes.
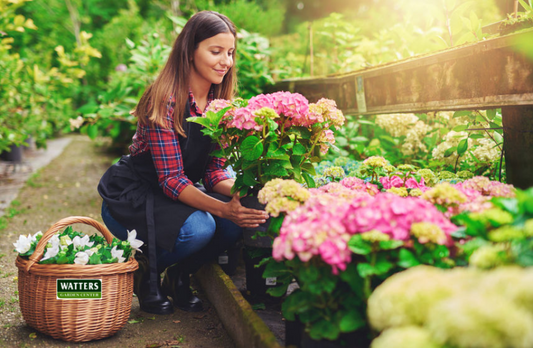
[187,91,345,196]
[188,91,345,296]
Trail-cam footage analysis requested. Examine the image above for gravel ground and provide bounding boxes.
[0,135,235,348]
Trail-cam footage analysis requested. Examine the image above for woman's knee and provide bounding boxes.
[179,211,216,244]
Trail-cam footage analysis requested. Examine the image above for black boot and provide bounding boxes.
[162,263,203,312]
[134,252,174,315]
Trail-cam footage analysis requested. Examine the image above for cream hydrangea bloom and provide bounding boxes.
[371,326,439,348]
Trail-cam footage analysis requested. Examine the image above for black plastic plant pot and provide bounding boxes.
[243,246,277,297]
[239,193,273,248]
[218,238,242,276]
[285,316,305,347]
[300,328,371,348]
[0,144,23,163]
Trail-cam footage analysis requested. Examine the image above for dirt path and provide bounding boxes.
[0,135,235,348]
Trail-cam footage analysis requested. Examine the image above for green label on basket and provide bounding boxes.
[56,279,102,299]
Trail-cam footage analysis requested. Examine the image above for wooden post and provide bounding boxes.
[309,22,314,77]
[502,106,533,189]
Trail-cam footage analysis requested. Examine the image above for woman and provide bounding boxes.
[98,11,268,315]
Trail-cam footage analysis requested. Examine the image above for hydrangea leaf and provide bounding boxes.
[339,311,365,333]
[241,136,263,161]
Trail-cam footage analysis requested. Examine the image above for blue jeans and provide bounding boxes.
[101,201,242,273]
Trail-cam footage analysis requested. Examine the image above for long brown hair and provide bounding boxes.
[134,11,237,136]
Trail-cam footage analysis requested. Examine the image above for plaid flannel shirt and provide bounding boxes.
[129,89,232,201]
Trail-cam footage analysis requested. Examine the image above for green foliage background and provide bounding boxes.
[3,0,530,163]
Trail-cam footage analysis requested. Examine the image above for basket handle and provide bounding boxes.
[25,216,116,272]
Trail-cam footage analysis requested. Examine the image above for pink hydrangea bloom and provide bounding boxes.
[205,99,235,125]
[339,177,379,196]
[380,176,427,191]
[274,193,352,274]
[274,191,457,274]
[269,91,310,126]
[455,176,515,198]
[380,176,403,189]
[231,107,261,131]
[318,129,336,154]
[205,98,232,114]
[405,177,426,190]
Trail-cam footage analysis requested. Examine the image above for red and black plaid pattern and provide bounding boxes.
[130,89,231,200]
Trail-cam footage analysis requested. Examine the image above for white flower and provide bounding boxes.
[127,229,144,252]
[72,235,94,249]
[74,251,89,265]
[41,243,60,261]
[69,116,84,130]
[32,231,42,242]
[13,234,33,254]
[111,246,126,263]
[47,234,60,249]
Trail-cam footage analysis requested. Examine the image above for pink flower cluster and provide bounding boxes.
[455,176,516,198]
[379,175,428,191]
[274,192,457,274]
[273,193,353,274]
[308,98,345,129]
[318,129,335,154]
[345,193,456,243]
[228,92,311,131]
[339,177,380,196]
[309,177,379,198]
[205,98,235,122]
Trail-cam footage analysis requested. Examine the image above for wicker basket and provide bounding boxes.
[15,216,139,342]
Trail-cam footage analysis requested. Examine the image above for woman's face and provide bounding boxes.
[191,32,235,88]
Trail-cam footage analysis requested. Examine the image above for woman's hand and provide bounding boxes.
[223,193,269,228]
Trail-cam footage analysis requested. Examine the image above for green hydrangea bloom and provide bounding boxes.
[410,222,446,244]
[387,187,408,197]
[409,188,423,197]
[488,226,526,242]
[427,293,533,348]
[384,165,397,173]
[469,208,514,227]
[469,244,510,269]
[254,107,279,119]
[333,157,349,167]
[397,164,416,171]
[361,230,390,243]
[323,166,346,180]
[417,169,436,186]
[524,219,533,237]
[363,156,388,168]
[480,266,533,313]
[456,170,474,179]
[371,327,439,348]
[422,183,467,207]
[368,266,479,330]
[437,171,457,181]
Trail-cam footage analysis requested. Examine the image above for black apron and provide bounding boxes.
[98,106,230,253]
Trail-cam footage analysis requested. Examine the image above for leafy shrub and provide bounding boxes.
[330,110,505,181]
